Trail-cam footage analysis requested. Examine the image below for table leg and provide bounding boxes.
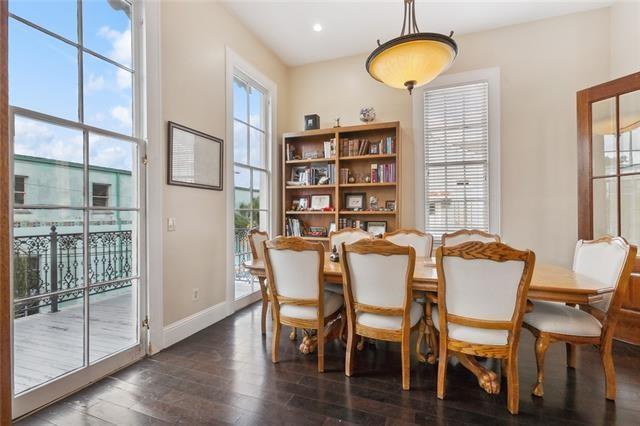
[299,314,343,354]
[456,354,501,394]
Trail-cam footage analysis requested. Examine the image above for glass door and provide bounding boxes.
[9,0,146,417]
[232,74,270,301]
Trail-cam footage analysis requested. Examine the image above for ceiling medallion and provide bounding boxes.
[366,0,458,94]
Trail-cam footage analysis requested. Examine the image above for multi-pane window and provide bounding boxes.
[233,75,270,299]
[423,82,490,243]
[14,176,26,205]
[9,0,141,398]
[92,183,110,207]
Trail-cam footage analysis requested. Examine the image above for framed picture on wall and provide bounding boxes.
[168,121,223,190]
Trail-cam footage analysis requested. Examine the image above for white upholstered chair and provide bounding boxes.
[383,228,434,257]
[248,229,270,335]
[326,228,371,295]
[434,241,535,414]
[523,236,637,400]
[441,229,501,247]
[341,239,425,390]
[263,236,344,372]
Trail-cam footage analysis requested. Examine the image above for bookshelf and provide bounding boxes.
[282,121,400,245]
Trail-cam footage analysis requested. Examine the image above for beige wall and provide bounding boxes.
[161,1,289,325]
[610,1,640,79]
[287,8,612,266]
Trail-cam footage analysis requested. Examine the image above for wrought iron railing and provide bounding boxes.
[234,228,253,283]
[13,226,133,318]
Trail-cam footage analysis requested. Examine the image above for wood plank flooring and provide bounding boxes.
[17,301,640,425]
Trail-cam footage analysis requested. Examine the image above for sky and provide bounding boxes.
[9,0,134,171]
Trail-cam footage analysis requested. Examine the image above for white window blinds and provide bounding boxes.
[424,81,489,243]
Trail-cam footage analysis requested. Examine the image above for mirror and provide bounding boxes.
[168,121,223,190]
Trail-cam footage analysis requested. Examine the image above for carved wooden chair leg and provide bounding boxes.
[272,322,281,364]
[506,351,520,415]
[415,320,427,363]
[436,344,448,399]
[401,327,411,390]
[600,339,616,400]
[345,324,357,377]
[532,332,550,397]
[317,325,325,373]
[258,278,269,335]
[289,327,297,341]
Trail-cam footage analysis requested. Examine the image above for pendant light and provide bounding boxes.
[366,0,458,94]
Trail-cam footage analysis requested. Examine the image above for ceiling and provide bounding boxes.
[222,1,614,66]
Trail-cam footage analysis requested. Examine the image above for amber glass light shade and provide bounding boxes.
[366,33,457,93]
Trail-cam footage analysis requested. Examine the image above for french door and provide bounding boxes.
[577,72,640,345]
[8,0,146,417]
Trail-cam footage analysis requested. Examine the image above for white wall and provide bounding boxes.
[287,8,613,266]
[160,1,288,327]
[609,1,640,79]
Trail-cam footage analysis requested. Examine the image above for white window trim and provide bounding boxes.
[412,67,501,237]
[225,47,278,312]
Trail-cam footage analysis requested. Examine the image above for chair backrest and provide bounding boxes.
[441,229,501,247]
[263,236,324,302]
[329,228,370,252]
[436,241,535,345]
[384,228,434,257]
[248,229,269,261]
[341,239,415,315]
[572,236,637,315]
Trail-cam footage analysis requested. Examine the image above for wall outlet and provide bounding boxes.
[167,217,176,232]
[192,288,200,301]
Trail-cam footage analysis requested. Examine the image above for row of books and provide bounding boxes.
[289,164,336,185]
[370,163,396,183]
[285,139,337,161]
[323,139,336,159]
[340,137,396,157]
[285,218,304,237]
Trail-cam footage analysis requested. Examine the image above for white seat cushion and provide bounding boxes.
[524,301,602,337]
[432,306,509,346]
[325,283,344,295]
[279,291,343,320]
[357,301,423,330]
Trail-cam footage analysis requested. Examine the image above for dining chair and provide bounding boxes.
[522,236,637,400]
[424,229,502,362]
[248,229,271,335]
[263,236,344,372]
[441,229,501,247]
[341,239,425,390]
[327,228,371,295]
[434,241,535,414]
[383,228,434,257]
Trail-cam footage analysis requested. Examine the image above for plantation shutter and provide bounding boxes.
[424,82,490,243]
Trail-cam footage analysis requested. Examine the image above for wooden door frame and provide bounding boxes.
[1,1,11,423]
[577,71,640,345]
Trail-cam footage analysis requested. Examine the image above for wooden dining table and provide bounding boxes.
[243,254,613,394]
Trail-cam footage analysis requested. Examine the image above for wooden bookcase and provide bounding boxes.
[282,121,400,246]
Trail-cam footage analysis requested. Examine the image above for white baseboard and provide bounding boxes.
[163,301,232,348]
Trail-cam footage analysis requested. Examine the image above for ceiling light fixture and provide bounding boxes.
[313,23,323,32]
[366,0,458,94]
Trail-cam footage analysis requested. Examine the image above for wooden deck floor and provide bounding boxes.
[16,301,640,425]
[13,288,136,395]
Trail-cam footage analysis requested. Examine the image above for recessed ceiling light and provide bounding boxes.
[313,23,323,32]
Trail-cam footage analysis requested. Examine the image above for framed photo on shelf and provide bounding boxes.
[369,143,379,155]
[292,196,309,211]
[385,200,396,211]
[291,166,307,183]
[366,221,387,236]
[344,192,365,211]
[310,194,332,210]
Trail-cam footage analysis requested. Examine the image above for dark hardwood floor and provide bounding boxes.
[16,302,640,425]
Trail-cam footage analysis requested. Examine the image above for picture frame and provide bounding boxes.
[310,194,332,210]
[344,192,365,211]
[304,114,320,130]
[168,121,223,190]
[291,166,307,183]
[296,196,310,211]
[385,200,396,211]
[369,143,379,155]
[366,221,387,236]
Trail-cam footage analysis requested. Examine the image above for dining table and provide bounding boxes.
[243,254,613,394]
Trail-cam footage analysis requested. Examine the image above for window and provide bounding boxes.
[92,183,110,207]
[14,176,26,205]
[423,81,491,243]
[232,74,270,300]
